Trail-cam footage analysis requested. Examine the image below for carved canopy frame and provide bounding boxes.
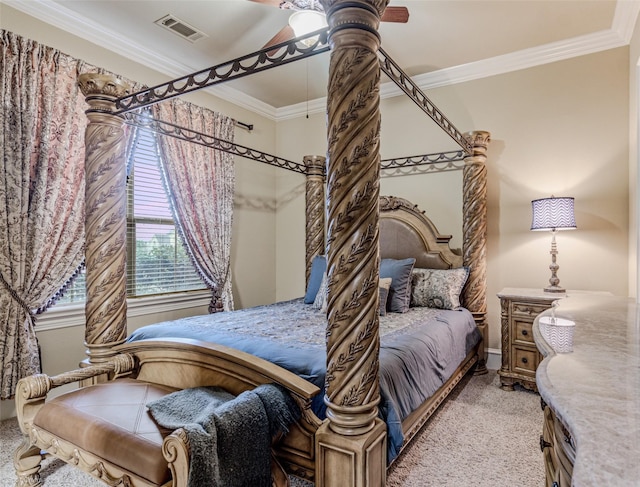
[73,1,490,485]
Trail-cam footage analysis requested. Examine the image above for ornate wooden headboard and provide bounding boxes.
[379,195,462,270]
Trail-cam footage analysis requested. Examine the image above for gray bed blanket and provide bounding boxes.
[146,383,299,487]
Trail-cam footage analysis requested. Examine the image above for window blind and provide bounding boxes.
[127,125,206,297]
[56,124,206,305]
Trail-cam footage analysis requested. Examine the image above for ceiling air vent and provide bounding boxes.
[154,14,207,43]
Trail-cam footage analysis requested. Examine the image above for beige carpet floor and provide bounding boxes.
[0,371,543,487]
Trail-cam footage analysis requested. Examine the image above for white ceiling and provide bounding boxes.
[4,0,639,120]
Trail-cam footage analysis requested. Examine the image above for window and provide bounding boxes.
[56,125,206,305]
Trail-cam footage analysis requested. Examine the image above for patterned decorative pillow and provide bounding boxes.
[312,272,328,311]
[380,258,416,313]
[379,277,392,316]
[410,267,469,310]
[304,255,327,304]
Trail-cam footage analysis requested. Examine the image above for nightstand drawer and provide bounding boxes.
[512,301,550,319]
[514,320,535,345]
[498,289,559,391]
[513,346,539,374]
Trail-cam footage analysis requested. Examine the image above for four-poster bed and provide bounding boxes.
[14,1,490,486]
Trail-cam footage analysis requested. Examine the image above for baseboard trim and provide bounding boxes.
[486,348,501,372]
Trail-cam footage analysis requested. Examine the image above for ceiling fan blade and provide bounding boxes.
[247,0,285,7]
[248,0,409,23]
[381,6,409,23]
[263,25,295,52]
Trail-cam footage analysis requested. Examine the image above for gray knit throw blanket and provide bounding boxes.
[146,383,299,487]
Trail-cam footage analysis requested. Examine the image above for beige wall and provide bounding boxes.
[274,115,327,299]
[276,48,631,353]
[629,14,640,300]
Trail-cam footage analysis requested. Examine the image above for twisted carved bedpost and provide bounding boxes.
[316,1,389,486]
[462,130,491,375]
[78,74,131,365]
[305,155,326,286]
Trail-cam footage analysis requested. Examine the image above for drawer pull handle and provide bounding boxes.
[539,435,552,452]
[521,330,528,336]
[522,357,528,364]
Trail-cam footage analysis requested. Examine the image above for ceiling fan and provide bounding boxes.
[250,0,410,50]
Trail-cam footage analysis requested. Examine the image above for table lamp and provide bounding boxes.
[531,196,576,293]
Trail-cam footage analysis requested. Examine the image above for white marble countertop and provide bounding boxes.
[533,294,640,487]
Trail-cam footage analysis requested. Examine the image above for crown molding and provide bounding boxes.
[2,0,279,120]
[400,28,628,93]
[282,1,640,119]
[275,96,327,120]
[4,0,638,122]
[613,0,640,43]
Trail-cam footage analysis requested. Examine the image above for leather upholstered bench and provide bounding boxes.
[32,378,178,486]
[14,339,320,487]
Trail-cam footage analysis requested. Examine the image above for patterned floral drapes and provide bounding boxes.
[153,100,236,312]
[0,30,88,399]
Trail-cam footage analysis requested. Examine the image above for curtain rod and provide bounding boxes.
[235,120,253,132]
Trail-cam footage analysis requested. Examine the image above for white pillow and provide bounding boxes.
[312,272,328,311]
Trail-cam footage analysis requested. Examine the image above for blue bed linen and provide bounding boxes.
[126,300,480,462]
[127,326,329,421]
[378,311,480,459]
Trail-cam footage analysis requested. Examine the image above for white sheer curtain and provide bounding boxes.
[153,99,236,312]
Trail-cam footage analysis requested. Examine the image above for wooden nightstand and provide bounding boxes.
[497,288,561,391]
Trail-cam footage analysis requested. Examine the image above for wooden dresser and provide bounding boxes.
[540,397,574,486]
[534,294,640,487]
[497,288,560,391]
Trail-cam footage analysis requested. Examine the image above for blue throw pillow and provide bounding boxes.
[304,255,327,304]
[380,258,416,313]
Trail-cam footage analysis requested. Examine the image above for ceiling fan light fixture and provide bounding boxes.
[288,10,327,46]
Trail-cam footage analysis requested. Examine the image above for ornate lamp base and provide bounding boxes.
[544,230,566,294]
[544,285,566,293]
